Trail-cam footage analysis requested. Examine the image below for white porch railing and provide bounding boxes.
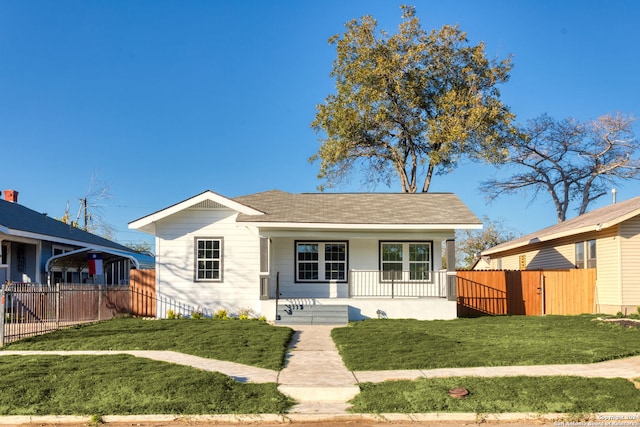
[348,270,449,298]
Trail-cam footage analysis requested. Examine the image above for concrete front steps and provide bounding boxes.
[275,303,349,325]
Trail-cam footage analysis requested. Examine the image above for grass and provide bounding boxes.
[3,317,293,370]
[350,376,640,413]
[332,315,640,370]
[0,355,293,415]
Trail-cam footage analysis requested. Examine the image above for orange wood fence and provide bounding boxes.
[130,269,156,317]
[456,269,596,317]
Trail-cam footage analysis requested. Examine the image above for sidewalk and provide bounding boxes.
[2,324,640,417]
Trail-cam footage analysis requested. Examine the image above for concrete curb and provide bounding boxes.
[1,412,639,425]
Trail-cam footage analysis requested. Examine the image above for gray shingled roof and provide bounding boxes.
[483,195,640,255]
[0,199,134,251]
[233,190,481,225]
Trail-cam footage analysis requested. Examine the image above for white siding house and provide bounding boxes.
[129,190,482,322]
[477,196,640,315]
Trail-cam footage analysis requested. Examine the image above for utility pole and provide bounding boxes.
[82,197,88,231]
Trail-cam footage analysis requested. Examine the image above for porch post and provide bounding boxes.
[446,239,457,301]
[329,280,338,298]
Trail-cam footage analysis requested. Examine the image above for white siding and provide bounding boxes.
[620,217,640,306]
[155,207,261,316]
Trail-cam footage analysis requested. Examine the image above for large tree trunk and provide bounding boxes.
[421,160,435,192]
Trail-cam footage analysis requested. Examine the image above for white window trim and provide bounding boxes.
[575,240,596,269]
[194,237,223,282]
[52,245,75,256]
[295,241,348,283]
[380,241,433,282]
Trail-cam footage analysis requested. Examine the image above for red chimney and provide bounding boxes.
[4,190,18,203]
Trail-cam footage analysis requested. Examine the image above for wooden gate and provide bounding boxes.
[130,269,156,317]
[456,269,595,316]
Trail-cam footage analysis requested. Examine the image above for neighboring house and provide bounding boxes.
[129,189,482,322]
[0,190,153,286]
[477,196,640,315]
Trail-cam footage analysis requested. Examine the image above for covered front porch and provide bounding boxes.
[256,230,458,321]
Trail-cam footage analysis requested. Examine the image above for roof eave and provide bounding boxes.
[129,190,264,231]
[1,228,127,252]
[482,224,607,256]
[239,221,483,230]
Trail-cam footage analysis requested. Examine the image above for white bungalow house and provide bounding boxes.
[129,190,482,323]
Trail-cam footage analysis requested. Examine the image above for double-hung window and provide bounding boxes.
[196,238,222,281]
[296,241,347,282]
[381,243,403,280]
[575,239,596,269]
[380,241,432,281]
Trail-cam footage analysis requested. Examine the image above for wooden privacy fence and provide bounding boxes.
[0,269,158,345]
[0,283,131,345]
[130,269,156,317]
[456,269,596,317]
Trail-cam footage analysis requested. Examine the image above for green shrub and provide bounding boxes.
[237,307,256,320]
[166,310,183,319]
[214,309,229,320]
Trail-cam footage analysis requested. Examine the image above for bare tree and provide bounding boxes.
[455,216,519,269]
[59,173,115,238]
[481,113,639,222]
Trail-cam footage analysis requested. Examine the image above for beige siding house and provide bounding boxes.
[476,196,640,315]
[129,189,482,323]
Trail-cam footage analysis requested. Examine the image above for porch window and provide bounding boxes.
[324,243,347,280]
[380,241,432,281]
[295,241,347,282]
[195,238,222,281]
[381,243,403,280]
[297,243,318,280]
[409,243,430,280]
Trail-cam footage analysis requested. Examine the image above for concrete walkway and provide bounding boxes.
[3,324,640,415]
[0,350,279,383]
[276,325,360,413]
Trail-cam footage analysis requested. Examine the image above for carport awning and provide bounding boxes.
[45,247,154,272]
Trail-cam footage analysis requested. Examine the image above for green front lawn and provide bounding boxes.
[0,355,293,415]
[3,317,293,370]
[350,376,640,413]
[332,315,640,370]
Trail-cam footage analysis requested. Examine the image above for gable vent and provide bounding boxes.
[192,200,227,209]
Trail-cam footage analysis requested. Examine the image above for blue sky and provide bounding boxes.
[0,0,638,248]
